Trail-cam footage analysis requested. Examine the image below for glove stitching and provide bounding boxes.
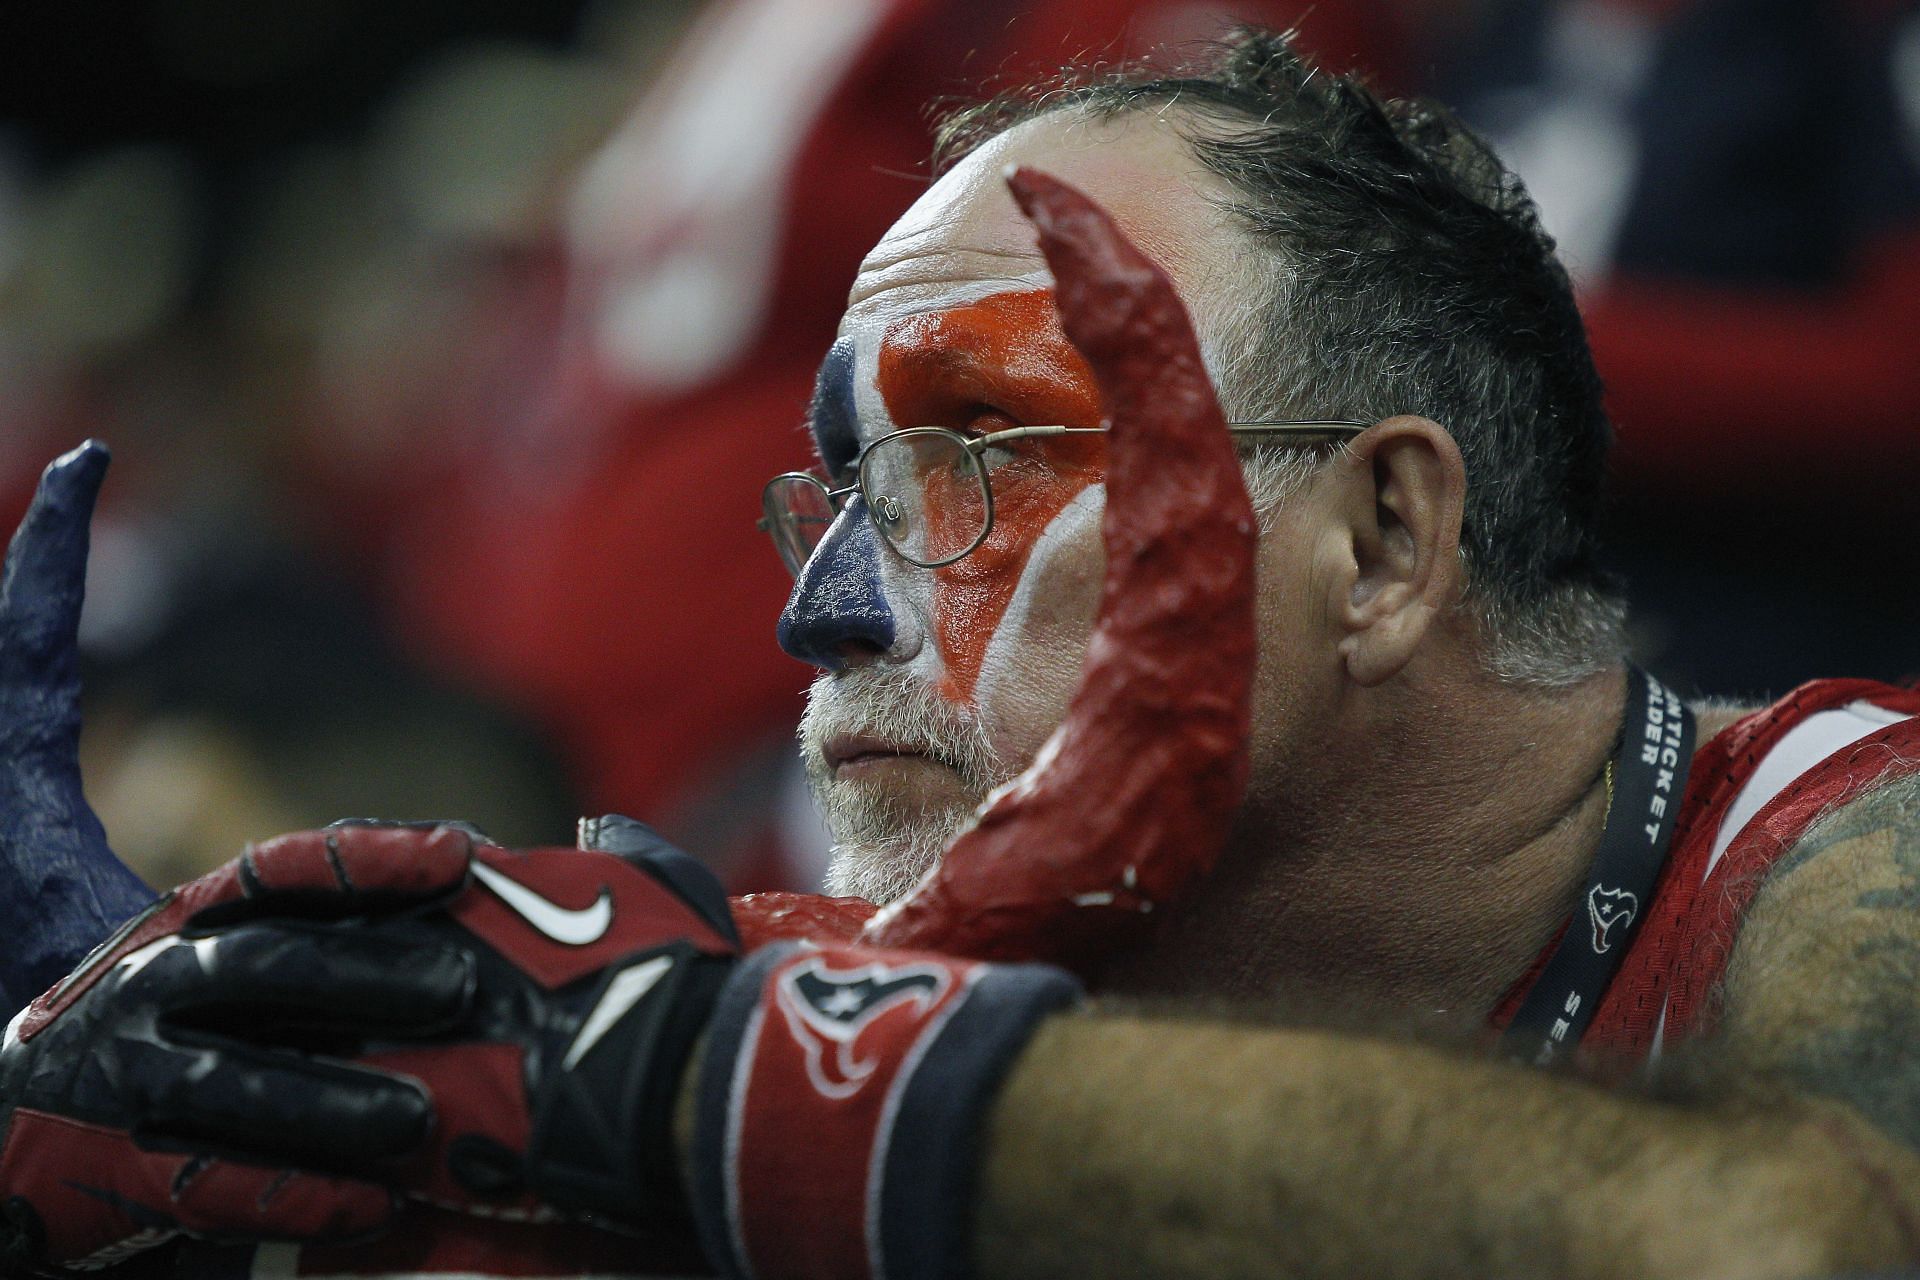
[169,1155,212,1203]
[236,853,265,901]
[322,835,355,896]
[256,1169,293,1214]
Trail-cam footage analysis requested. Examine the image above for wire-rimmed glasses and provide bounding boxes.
[758,420,1368,578]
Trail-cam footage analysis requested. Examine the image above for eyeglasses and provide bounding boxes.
[758,419,1367,578]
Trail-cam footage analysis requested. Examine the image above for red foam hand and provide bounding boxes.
[859,168,1258,972]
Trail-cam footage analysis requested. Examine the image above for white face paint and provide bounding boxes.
[800,480,1109,903]
[832,273,1054,690]
[786,111,1250,902]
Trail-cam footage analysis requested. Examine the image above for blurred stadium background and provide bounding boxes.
[3,0,1917,893]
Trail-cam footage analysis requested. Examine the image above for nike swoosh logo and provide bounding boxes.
[470,860,614,946]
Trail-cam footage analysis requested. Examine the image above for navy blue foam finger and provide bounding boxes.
[0,442,154,1013]
[1,442,111,661]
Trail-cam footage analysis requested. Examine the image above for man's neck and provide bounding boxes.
[1099,661,1636,1033]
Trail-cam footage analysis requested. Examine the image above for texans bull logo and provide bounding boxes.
[775,957,954,1099]
[1587,885,1638,954]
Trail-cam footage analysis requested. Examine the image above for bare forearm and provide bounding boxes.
[974,1012,1920,1280]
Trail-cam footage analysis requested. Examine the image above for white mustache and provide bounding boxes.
[799,667,1015,903]
[798,667,1006,791]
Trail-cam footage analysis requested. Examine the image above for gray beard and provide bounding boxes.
[799,667,1015,904]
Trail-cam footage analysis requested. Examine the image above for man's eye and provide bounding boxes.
[961,408,1023,470]
[978,442,1021,470]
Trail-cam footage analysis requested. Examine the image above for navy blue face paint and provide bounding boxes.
[779,338,900,670]
[808,337,861,477]
[777,496,897,671]
[0,442,155,1014]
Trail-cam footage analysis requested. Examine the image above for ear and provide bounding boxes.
[1325,415,1467,687]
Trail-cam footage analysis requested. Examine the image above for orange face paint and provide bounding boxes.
[863,168,1258,976]
[876,289,1105,704]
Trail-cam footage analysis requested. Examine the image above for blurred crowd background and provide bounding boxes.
[4,0,1918,894]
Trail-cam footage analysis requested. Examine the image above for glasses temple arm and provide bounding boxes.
[965,421,1367,456]
[1225,420,1369,435]
[963,424,1108,452]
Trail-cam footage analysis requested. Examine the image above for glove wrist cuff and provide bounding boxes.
[690,942,1081,1280]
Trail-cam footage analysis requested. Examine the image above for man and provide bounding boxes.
[760,26,1920,1270]
[4,26,1920,1280]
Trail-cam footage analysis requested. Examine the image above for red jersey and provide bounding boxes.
[1499,679,1920,1063]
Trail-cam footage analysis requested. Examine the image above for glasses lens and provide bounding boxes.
[861,429,990,567]
[763,475,837,577]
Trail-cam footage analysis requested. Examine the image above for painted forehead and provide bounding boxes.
[808,278,1104,468]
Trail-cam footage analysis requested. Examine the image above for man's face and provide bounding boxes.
[779,113,1256,902]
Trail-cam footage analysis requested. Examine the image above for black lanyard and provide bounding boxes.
[1501,666,1694,1067]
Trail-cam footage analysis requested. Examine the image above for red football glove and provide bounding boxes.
[0,817,742,1275]
[339,820,739,1259]
[0,823,474,1273]
[325,819,1080,1280]
[3,817,1080,1280]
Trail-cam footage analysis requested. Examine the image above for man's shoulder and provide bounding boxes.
[1709,764,1920,1144]
[1678,678,1920,891]
[1686,677,1920,771]
[1736,763,1920,970]
[1686,697,1761,745]
[1624,681,1920,1073]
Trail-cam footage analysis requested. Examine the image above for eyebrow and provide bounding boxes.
[808,338,860,473]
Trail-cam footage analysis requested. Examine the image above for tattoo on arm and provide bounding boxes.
[1714,772,1920,1148]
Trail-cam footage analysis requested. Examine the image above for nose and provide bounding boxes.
[777,497,898,671]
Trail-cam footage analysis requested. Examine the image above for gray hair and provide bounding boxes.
[936,29,1628,686]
